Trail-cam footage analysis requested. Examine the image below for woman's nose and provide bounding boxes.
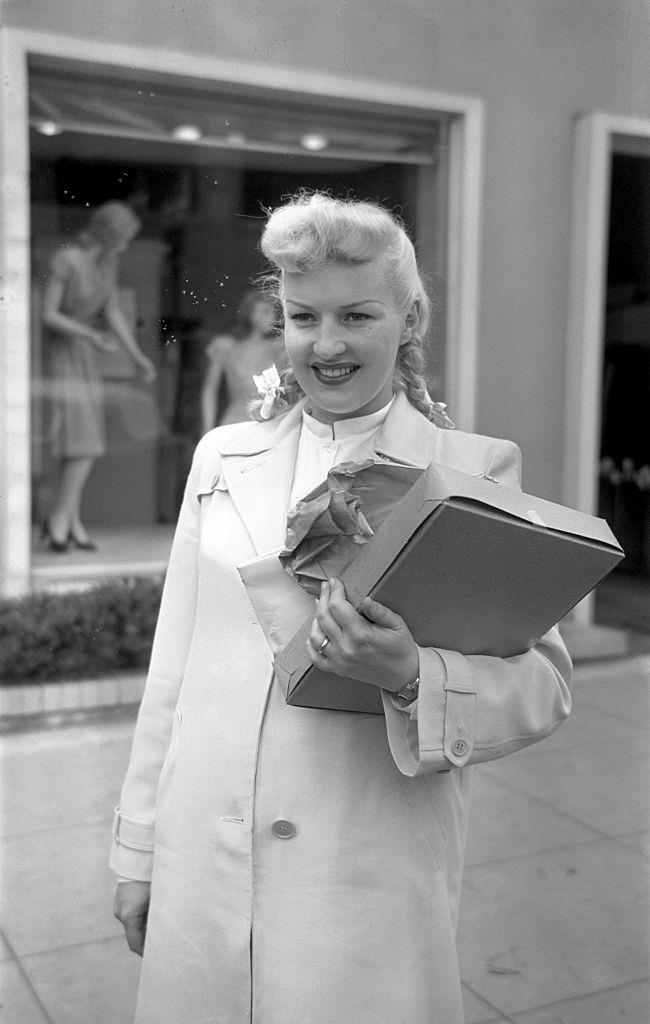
[312,320,346,359]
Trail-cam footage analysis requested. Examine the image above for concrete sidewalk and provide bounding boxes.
[1,656,648,1023]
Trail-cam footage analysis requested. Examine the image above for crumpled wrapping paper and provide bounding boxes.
[279,459,422,595]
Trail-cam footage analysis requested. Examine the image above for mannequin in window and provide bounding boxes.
[41,201,156,552]
[200,289,284,432]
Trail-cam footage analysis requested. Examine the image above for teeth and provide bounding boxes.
[317,366,357,378]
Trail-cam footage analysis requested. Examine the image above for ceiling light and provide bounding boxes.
[172,124,202,142]
[300,133,328,151]
[37,121,63,136]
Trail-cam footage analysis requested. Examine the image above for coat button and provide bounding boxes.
[451,738,469,757]
[271,819,296,839]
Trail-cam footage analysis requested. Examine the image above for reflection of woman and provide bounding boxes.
[112,193,572,1024]
[200,289,284,431]
[41,201,156,551]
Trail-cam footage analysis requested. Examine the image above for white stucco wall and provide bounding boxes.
[3,0,648,499]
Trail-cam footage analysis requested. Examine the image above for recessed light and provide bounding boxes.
[172,124,202,142]
[38,121,62,137]
[300,133,328,151]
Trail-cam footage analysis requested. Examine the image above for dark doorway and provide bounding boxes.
[595,152,650,638]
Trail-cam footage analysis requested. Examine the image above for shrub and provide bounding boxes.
[0,576,164,685]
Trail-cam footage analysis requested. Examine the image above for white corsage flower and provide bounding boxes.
[253,364,283,420]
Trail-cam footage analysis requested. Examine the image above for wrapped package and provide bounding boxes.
[272,461,624,714]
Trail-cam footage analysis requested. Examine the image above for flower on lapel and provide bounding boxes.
[253,364,284,420]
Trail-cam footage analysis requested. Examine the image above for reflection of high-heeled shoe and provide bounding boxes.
[41,521,69,553]
[68,532,98,552]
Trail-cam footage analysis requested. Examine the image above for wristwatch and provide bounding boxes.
[394,675,420,702]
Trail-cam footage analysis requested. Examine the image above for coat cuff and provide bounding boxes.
[382,646,454,776]
[109,808,155,882]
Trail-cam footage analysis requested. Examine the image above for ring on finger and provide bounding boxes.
[317,636,330,656]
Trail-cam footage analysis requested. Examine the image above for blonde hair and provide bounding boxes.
[251,191,452,426]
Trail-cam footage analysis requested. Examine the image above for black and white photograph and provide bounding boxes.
[0,2,648,1022]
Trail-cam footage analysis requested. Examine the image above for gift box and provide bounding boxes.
[273,461,624,714]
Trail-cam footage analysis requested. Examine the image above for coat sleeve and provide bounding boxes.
[381,439,573,777]
[109,435,214,880]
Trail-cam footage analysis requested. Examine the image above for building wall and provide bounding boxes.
[5,0,648,498]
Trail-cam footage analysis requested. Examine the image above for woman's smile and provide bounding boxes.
[312,362,361,385]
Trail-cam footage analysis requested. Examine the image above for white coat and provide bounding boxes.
[110,392,572,1024]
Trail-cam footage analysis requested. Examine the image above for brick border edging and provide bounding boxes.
[0,672,146,717]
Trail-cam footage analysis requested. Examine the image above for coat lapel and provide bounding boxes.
[373,391,441,468]
[217,392,442,556]
[218,404,304,555]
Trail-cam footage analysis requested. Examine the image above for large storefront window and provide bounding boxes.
[28,58,449,580]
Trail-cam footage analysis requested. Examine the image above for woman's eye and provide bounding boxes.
[345,312,371,323]
[290,312,314,323]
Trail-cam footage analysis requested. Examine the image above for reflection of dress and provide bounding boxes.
[46,246,117,458]
[209,335,286,425]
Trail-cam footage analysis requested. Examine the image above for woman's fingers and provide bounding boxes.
[358,595,405,631]
[113,881,150,958]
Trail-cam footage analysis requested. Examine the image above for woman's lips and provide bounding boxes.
[312,365,360,385]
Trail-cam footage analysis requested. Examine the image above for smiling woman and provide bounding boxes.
[111,190,572,1024]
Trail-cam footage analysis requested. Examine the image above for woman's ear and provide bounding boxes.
[399,300,420,346]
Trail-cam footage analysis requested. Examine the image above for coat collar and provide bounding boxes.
[217,391,440,556]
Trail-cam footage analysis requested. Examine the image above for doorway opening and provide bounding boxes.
[595,148,650,639]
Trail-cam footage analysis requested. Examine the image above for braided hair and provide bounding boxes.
[250,191,452,428]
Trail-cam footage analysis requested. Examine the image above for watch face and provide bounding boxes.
[397,677,419,701]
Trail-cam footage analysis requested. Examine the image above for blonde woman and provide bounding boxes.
[112,193,572,1024]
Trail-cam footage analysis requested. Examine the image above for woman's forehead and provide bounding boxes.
[283,260,390,304]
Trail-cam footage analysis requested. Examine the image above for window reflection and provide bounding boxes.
[29,64,446,573]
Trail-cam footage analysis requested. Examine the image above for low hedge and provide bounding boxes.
[0,576,164,685]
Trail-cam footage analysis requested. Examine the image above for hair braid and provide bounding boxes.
[394,339,455,429]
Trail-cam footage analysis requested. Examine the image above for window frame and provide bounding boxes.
[0,27,484,597]
[562,112,650,624]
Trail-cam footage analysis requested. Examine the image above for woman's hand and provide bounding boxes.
[135,354,157,384]
[113,880,151,957]
[307,578,419,692]
[88,329,118,353]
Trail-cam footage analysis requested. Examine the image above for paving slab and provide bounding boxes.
[509,977,650,1023]
[19,936,140,1024]
[0,725,132,837]
[458,837,649,1016]
[462,983,509,1023]
[483,733,649,838]
[0,959,51,1024]
[0,821,124,957]
[465,770,601,867]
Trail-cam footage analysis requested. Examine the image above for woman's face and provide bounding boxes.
[250,299,276,334]
[282,260,413,423]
